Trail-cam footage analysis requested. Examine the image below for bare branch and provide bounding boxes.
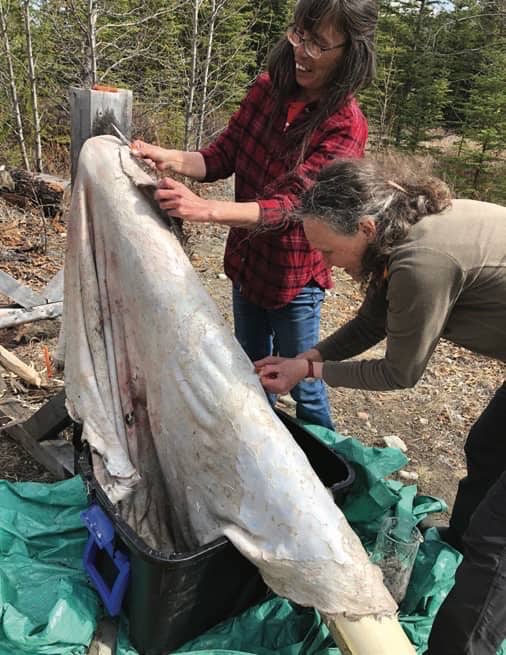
[96,5,184,34]
[100,44,153,80]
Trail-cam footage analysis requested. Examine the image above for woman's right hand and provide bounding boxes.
[131,140,174,172]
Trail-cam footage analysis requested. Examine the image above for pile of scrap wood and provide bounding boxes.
[0,269,63,329]
[0,168,69,217]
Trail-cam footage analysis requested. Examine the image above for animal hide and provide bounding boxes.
[63,135,397,619]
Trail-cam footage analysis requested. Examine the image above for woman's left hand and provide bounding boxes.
[154,177,213,222]
[254,356,308,394]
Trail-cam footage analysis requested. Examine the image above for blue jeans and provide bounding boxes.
[232,284,334,430]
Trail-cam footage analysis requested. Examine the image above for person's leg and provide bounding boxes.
[269,284,334,429]
[426,382,506,655]
[449,382,506,542]
[232,285,276,406]
[426,470,506,655]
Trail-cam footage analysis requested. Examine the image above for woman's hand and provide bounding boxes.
[154,177,213,222]
[131,140,173,172]
[254,356,309,395]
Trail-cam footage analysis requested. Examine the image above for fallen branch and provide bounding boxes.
[0,344,41,387]
[0,301,63,329]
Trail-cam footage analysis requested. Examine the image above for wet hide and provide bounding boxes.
[63,135,397,620]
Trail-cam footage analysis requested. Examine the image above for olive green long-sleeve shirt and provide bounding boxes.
[316,199,506,390]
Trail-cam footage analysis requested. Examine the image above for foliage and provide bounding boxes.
[0,0,505,202]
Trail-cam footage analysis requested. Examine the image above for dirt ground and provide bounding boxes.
[0,190,504,522]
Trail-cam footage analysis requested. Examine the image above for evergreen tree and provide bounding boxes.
[362,0,450,151]
[435,0,486,130]
[0,0,504,204]
[458,46,506,201]
[249,0,293,72]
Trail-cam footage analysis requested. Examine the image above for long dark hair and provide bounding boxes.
[268,0,377,155]
[298,154,453,284]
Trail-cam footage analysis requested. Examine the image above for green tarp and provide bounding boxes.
[0,423,504,655]
[0,476,99,654]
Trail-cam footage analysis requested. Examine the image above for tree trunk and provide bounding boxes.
[196,0,217,150]
[85,0,98,87]
[184,0,200,150]
[0,0,30,170]
[22,0,43,172]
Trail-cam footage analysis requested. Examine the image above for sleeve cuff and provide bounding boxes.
[258,198,292,228]
[199,148,224,183]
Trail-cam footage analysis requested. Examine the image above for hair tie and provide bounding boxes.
[387,180,407,193]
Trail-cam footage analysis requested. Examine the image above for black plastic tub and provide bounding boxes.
[77,409,355,655]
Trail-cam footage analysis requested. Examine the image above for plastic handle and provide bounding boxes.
[81,504,130,616]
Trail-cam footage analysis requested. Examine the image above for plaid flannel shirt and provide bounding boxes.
[199,73,368,309]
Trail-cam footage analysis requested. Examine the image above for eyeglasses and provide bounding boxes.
[286,25,347,59]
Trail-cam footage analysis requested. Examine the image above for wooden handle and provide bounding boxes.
[325,613,416,655]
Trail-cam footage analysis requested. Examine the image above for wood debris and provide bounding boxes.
[0,344,42,387]
[1,168,69,218]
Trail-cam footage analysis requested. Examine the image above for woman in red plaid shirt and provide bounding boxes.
[132,0,378,428]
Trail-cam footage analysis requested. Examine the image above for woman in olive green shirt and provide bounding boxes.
[256,154,506,655]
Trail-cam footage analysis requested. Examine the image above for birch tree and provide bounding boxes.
[195,0,255,148]
[0,0,503,203]
[180,0,256,150]
[195,0,216,150]
[0,0,30,169]
[22,0,43,171]
[184,0,202,150]
[86,0,98,87]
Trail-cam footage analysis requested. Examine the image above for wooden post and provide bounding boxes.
[69,86,133,183]
[56,86,133,366]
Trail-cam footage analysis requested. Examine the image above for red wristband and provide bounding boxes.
[306,359,314,379]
